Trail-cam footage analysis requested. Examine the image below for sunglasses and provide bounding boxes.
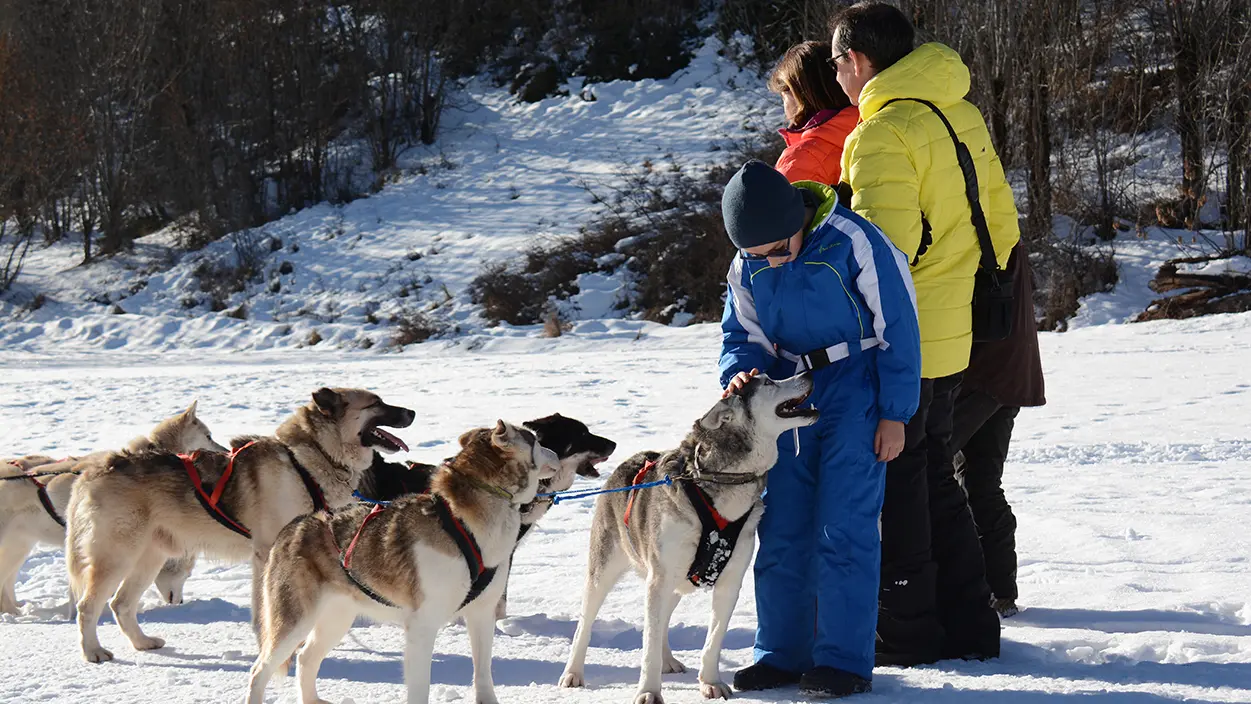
[826,50,850,69]
[740,245,792,261]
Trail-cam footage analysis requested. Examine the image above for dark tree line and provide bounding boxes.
[0,0,705,291]
[3,0,1249,300]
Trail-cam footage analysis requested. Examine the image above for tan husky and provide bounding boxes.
[245,421,559,704]
[0,404,223,615]
[66,388,415,663]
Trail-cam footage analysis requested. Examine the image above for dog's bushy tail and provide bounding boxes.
[64,490,92,606]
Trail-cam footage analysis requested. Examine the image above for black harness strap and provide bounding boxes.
[678,479,751,587]
[5,461,69,528]
[431,495,497,609]
[30,477,66,528]
[343,567,398,608]
[286,449,328,512]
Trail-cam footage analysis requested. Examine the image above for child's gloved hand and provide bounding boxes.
[722,369,760,398]
[875,419,905,462]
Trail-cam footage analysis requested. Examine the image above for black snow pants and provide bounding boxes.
[951,389,1021,602]
[877,374,1000,665]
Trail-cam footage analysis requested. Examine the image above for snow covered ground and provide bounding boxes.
[1,309,1250,703]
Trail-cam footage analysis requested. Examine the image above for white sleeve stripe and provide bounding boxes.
[727,258,778,358]
[828,210,917,352]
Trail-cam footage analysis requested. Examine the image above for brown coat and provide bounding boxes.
[962,242,1046,407]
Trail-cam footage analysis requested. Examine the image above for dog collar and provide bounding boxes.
[448,468,516,503]
[688,444,764,486]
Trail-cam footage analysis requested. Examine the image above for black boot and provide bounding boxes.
[732,662,801,692]
[798,667,872,698]
[941,602,1001,661]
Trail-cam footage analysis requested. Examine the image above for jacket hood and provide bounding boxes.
[858,43,970,120]
[794,181,838,241]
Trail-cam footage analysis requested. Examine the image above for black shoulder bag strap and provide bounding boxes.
[882,97,1001,283]
[883,98,1014,341]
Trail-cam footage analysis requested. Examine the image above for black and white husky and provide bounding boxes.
[560,373,819,703]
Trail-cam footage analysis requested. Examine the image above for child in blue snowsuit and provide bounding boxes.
[719,161,921,697]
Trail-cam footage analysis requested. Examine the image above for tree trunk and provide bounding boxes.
[1024,65,1052,245]
[1169,0,1205,227]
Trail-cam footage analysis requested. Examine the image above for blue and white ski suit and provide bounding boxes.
[719,182,922,679]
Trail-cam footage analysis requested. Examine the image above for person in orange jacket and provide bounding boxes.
[769,41,859,185]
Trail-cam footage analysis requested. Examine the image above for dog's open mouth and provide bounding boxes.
[577,456,610,478]
[363,424,409,453]
[776,391,818,419]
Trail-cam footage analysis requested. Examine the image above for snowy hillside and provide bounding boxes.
[0,40,776,356]
[2,311,1250,703]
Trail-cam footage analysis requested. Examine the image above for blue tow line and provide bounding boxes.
[352,491,391,505]
[537,475,673,505]
[352,477,673,508]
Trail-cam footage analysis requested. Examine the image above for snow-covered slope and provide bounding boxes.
[1,312,1250,703]
[0,39,775,355]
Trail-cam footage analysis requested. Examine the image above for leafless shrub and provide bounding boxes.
[392,309,445,346]
[1033,238,1119,332]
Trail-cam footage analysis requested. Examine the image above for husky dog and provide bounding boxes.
[0,403,223,615]
[357,413,618,619]
[560,373,819,703]
[245,421,560,704]
[66,388,415,663]
[153,553,198,606]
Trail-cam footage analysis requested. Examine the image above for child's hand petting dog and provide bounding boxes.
[875,419,905,462]
[722,369,760,398]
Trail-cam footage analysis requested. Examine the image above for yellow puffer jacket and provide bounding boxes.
[840,42,1019,379]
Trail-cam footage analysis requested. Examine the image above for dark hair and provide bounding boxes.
[767,41,852,129]
[829,2,915,73]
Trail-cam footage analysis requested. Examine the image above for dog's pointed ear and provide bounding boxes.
[457,430,474,448]
[490,420,512,449]
[312,388,344,418]
[698,396,738,431]
[183,400,199,420]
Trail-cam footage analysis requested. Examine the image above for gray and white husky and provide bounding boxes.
[245,421,560,704]
[560,373,819,704]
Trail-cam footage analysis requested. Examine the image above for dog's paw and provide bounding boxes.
[662,654,687,674]
[83,646,114,663]
[700,682,732,700]
[634,690,665,704]
[558,671,585,688]
[132,635,165,651]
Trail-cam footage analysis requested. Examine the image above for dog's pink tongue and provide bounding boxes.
[373,427,409,452]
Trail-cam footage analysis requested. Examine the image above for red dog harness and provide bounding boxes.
[177,442,329,540]
[622,457,750,587]
[334,492,495,611]
[179,442,255,538]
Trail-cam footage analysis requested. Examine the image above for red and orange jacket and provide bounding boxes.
[774,107,859,185]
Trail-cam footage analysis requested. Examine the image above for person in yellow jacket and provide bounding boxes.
[830,1,1019,667]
